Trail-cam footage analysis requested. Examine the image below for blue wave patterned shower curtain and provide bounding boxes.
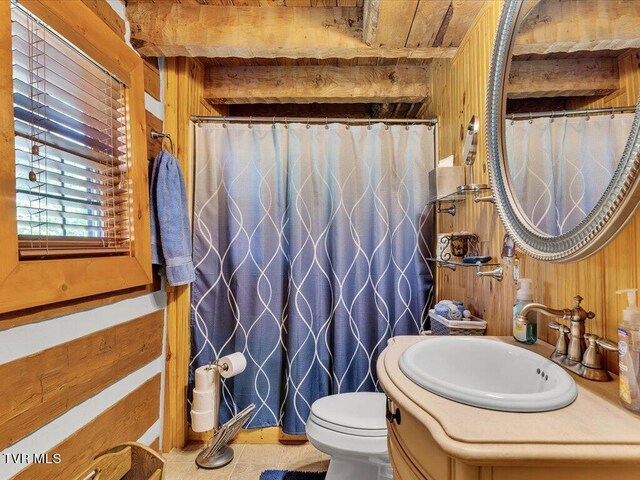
[191,122,435,434]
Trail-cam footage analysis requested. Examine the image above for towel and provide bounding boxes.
[150,150,196,286]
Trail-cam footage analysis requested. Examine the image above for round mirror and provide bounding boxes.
[486,0,640,262]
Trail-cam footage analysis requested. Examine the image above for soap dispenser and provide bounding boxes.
[617,288,640,414]
[513,278,536,344]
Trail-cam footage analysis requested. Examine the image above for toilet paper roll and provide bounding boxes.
[194,364,216,391]
[218,352,247,379]
[190,409,214,433]
[192,388,214,412]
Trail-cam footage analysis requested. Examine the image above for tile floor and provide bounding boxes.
[164,443,330,480]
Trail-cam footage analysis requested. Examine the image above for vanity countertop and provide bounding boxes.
[378,335,640,465]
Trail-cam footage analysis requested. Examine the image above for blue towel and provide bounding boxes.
[150,150,195,286]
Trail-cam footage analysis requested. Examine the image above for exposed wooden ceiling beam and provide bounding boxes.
[362,0,420,48]
[126,4,456,59]
[409,0,485,48]
[204,65,429,103]
[363,0,486,49]
[507,57,619,99]
[514,0,640,56]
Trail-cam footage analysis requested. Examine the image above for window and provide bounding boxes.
[0,1,151,314]
[12,3,131,258]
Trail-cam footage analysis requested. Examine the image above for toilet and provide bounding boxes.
[305,392,393,480]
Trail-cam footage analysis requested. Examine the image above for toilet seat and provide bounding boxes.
[309,392,387,437]
[306,392,392,480]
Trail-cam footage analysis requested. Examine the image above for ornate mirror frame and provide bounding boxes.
[485,0,640,262]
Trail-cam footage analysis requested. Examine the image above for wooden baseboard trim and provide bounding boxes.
[187,426,307,445]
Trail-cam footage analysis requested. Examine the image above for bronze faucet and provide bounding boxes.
[516,295,614,381]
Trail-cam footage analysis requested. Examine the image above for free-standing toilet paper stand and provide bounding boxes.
[195,358,255,469]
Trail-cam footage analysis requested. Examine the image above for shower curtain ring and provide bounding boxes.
[306,118,310,129]
[528,113,533,124]
[325,117,329,130]
[611,107,616,119]
[284,117,288,129]
[248,116,252,128]
[385,121,389,131]
[367,119,371,130]
[550,111,555,123]
[346,119,350,130]
[223,116,227,128]
[272,116,276,129]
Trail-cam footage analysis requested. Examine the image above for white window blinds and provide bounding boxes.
[11,2,131,259]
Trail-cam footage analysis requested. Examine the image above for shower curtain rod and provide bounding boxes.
[508,105,636,121]
[191,115,437,126]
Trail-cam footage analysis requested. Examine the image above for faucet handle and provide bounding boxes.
[583,334,605,369]
[549,321,569,333]
[549,322,570,356]
[573,295,584,307]
[596,337,618,352]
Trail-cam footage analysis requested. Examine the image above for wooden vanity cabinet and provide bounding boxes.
[380,337,640,480]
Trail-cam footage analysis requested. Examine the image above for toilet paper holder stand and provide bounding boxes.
[195,358,254,470]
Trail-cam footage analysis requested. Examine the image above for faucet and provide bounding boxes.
[516,295,614,381]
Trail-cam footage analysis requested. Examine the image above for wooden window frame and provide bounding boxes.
[0,0,152,315]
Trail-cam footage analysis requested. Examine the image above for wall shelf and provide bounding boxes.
[430,186,494,216]
[426,257,500,270]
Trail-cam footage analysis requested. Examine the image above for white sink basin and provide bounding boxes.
[399,337,577,412]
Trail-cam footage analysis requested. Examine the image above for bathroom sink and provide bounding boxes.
[399,337,577,412]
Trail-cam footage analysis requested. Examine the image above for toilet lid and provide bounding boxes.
[309,392,387,437]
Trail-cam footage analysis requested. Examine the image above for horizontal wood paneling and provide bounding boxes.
[13,375,161,480]
[144,58,162,101]
[427,3,640,375]
[0,312,163,450]
[146,110,163,162]
[0,284,158,331]
[150,438,160,451]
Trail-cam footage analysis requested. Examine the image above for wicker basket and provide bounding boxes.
[428,309,487,336]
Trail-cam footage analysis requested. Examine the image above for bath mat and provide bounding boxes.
[259,470,326,480]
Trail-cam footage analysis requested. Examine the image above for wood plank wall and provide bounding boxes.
[14,376,161,480]
[0,312,162,451]
[427,2,640,374]
[0,3,167,478]
[162,57,228,452]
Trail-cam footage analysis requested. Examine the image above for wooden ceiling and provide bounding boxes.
[125,0,485,117]
[125,0,640,118]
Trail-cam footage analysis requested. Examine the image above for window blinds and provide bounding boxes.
[11,2,131,259]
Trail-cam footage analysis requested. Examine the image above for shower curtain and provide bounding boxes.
[505,113,634,235]
[190,122,435,434]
